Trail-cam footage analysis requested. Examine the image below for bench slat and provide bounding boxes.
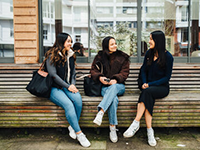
[0,64,200,128]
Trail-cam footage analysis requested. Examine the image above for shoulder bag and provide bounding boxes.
[77,62,103,96]
[26,59,53,98]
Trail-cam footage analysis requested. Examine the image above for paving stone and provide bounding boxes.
[0,128,200,150]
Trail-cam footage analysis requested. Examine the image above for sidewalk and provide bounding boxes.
[0,127,200,150]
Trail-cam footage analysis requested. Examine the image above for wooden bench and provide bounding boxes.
[0,63,200,128]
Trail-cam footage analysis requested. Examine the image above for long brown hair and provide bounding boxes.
[45,33,75,66]
[147,30,166,68]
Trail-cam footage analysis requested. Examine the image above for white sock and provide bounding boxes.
[77,132,83,137]
[110,125,116,131]
[147,127,153,132]
[133,120,140,124]
[98,110,104,116]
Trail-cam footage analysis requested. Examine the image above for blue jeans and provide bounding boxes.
[98,83,125,125]
[50,87,82,133]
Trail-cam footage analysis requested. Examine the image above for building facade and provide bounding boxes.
[0,0,199,63]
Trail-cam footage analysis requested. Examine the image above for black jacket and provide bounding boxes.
[46,56,76,89]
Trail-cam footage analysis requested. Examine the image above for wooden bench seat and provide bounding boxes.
[0,63,200,128]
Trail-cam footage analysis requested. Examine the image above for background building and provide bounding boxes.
[0,0,199,63]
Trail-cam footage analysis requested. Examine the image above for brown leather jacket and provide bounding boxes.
[90,50,130,84]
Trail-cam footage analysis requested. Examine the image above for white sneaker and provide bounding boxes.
[147,128,157,146]
[93,111,104,126]
[109,126,118,143]
[68,125,76,139]
[77,132,91,148]
[123,120,140,138]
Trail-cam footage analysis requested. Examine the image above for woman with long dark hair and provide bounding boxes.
[45,33,91,148]
[91,36,130,143]
[123,30,174,146]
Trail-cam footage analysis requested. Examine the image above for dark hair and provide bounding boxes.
[73,42,84,56]
[147,30,166,67]
[53,33,72,48]
[101,36,115,72]
[45,33,75,66]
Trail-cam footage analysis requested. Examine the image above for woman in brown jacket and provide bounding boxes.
[91,36,130,143]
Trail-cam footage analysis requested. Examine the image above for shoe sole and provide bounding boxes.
[123,126,140,138]
[110,132,118,143]
[93,119,101,126]
[148,142,157,147]
[80,143,91,148]
[110,138,118,143]
[69,133,76,139]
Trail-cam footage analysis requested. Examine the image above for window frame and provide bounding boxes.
[38,0,199,64]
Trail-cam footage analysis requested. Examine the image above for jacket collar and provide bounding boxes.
[58,49,74,58]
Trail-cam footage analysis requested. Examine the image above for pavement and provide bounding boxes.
[0,127,200,150]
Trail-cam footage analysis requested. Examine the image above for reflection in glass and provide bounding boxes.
[91,0,137,56]
[42,0,89,57]
[0,0,14,58]
[191,0,200,58]
[41,0,200,61]
[141,0,191,57]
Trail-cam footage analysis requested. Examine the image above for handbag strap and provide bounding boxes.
[95,62,103,74]
[76,74,90,80]
[76,62,103,80]
[76,71,90,80]
[39,58,47,71]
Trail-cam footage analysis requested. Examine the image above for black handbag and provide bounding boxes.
[76,62,103,96]
[84,62,103,96]
[26,60,53,98]
[84,75,102,96]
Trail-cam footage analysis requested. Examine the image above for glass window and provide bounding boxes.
[122,7,136,14]
[0,2,2,14]
[97,22,113,28]
[42,0,55,55]
[0,0,14,60]
[181,5,188,22]
[74,7,87,23]
[43,2,48,18]
[10,3,13,12]
[43,29,48,40]
[51,5,54,19]
[181,28,188,42]
[42,0,89,58]
[141,0,190,58]
[97,7,113,14]
[40,0,200,63]
[10,21,14,38]
[0,44,14,57]
[91,0,137,57]
[0,24,2,40]
[190,0,200,60]
[75,35,81,42]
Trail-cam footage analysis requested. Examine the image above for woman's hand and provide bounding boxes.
[68,84,79,93]
[108,79,117,85]
[99,77,109,85]
[142,83,149,89]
